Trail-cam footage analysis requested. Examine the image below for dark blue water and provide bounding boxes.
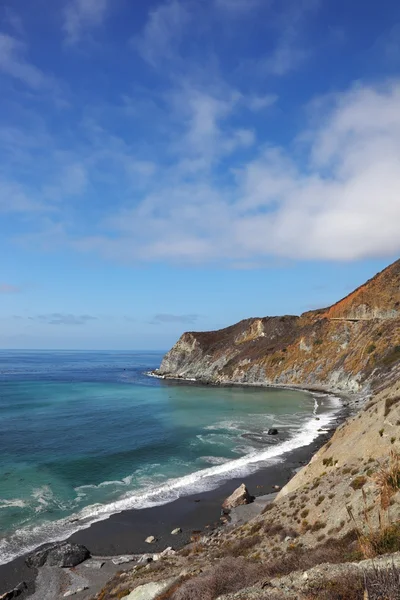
[0,350,340,564]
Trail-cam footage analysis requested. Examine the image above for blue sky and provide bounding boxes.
[0,0,399,350]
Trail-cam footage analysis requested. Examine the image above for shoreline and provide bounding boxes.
[0,389,350,598]
[149,369,358,400]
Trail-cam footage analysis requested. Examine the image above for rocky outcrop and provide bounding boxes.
[222,484,252,510]
[155,259,400,394]
[26,542,90,569]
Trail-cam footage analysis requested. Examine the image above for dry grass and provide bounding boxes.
[347,454,400,558]
[304,572,365,599]
[171,557,266,600]
[364,561,400,599]
[374,451,400,511]
[215,534,261,558]
[262,532,359,579]
[384,396,400,416]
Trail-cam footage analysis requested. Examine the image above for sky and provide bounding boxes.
[0,0,400,350]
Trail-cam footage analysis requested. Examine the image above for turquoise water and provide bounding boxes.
[0,350,340,564]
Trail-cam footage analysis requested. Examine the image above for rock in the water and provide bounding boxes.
[126,579,177,600]
[26,542,90,568]
[222,483,252,510]
[0,582,27,600]
[171,528,182,535]
[267,428,279,435]
[145,536,156,544]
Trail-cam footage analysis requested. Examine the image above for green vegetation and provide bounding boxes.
[380,345,400,367]
[350,476,367,490]
[366,343,376,354]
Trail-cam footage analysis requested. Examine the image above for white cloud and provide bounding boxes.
[262,0,320,75]
[63,0,109,45]
[0,33,49,89]
[264,31,308,75]
[247,94,278,111]
[168,84,255,170]
[134,0,191,66]
[70,80,400,264]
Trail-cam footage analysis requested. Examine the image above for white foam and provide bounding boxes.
[0,499,27,509]
[199,456,231,465]
[0,399,341,567]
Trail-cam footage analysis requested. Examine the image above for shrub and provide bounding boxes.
[374,451,400,509]
[172,557,266,600]
[323,457,334,467]
[365,561,400,599]
[385,396,400,416]
[305,573,364,599]
[316,495,325,506]
[262,532,359,580]
[261,502,274,514]
[381,345,400,368]
[350,476,367,490]
[217,535,261,558]
[366,343,376,354]
[311,520,326,532]
[314,339,323,345]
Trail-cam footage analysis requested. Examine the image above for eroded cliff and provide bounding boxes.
[156,259,400,393]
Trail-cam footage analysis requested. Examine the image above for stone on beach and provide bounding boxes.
[25,542,90,568]
[112,556,135,565]
[137,554,153,564]
[63,586,89,597]
[171,527,182,535]
[83,559,105,569]
[145,536,156,544]
[222,483,252,510]
[268,428,279,435]
[0,582,27,600]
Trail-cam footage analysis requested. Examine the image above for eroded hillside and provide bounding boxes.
[156,260,400,393]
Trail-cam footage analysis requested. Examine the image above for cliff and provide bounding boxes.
[156,259,400,394]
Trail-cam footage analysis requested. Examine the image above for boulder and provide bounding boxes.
[126,578,177,600]
[0,582,27,600]
[171,528,182,535]
[83,560,105,569]
[145,536,156,544]
[267,428,279,435]
[160,547,176,557]
[137,554,153,564]
[112,556,135,565]
[222,483,252,510]
[26,542,90,569]
[63,587,89,597]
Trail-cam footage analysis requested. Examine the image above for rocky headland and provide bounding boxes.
[155,258,400,396]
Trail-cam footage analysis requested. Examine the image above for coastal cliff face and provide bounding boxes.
[157,259,400,393]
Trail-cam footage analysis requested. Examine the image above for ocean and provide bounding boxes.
[0,350,340,565]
